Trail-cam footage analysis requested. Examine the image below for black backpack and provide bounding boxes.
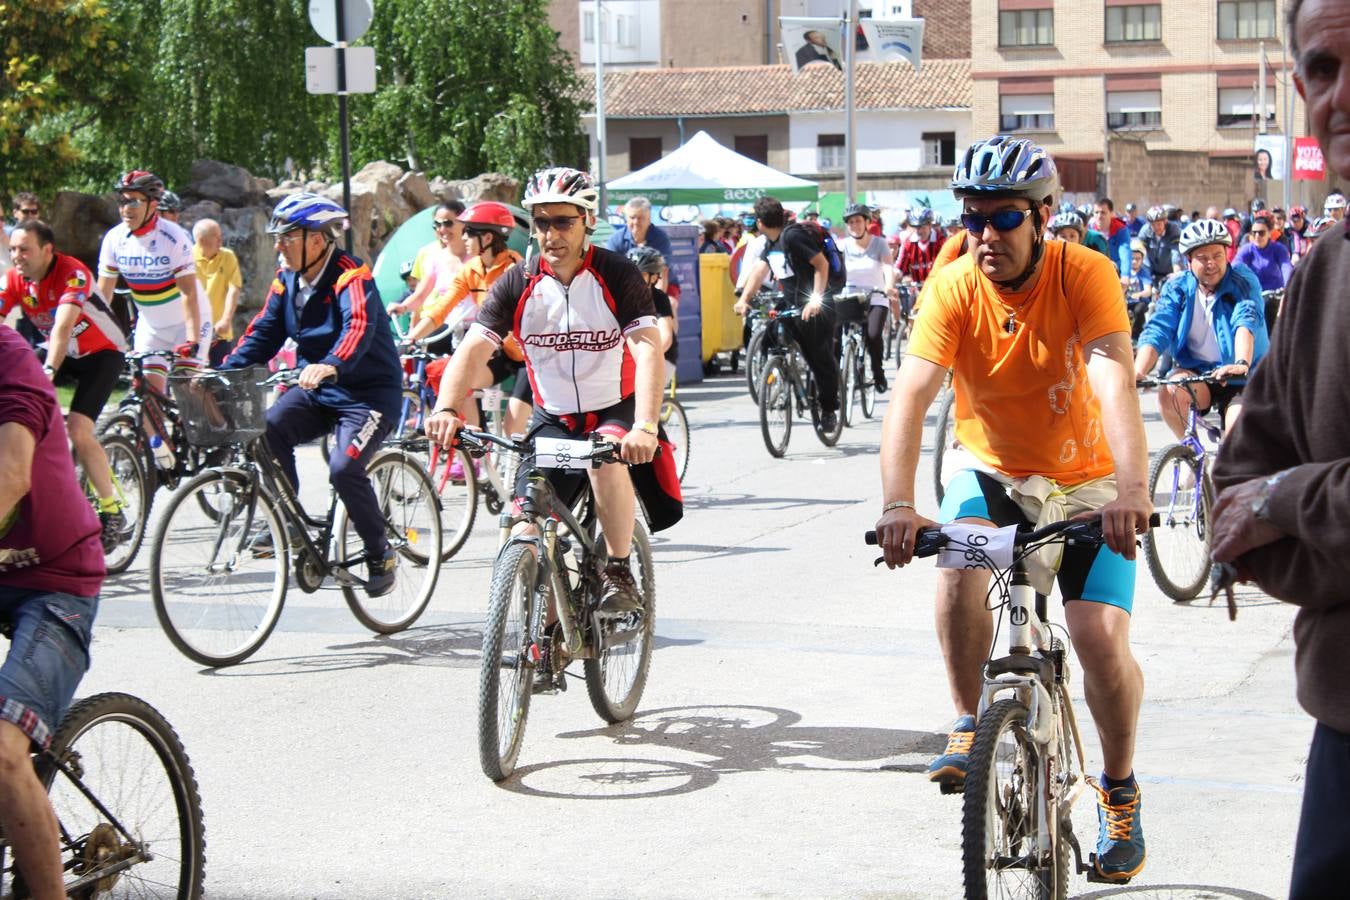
[786,221,848,293]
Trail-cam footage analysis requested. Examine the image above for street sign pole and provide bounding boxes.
[336,1,353,252]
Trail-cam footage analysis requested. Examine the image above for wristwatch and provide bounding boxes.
[1233,358,1250,368]
[633,421,658,435]
[1250,469,1291,523]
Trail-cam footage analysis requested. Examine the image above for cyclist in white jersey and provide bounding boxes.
[96,171,210,383]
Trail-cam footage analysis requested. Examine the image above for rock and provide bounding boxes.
[48,191,118,271]
[180,200,225,234]
[454,172,519,204]
[218,206,276,331]
[428,176,461,203]
[186,159,269,207]
[396,171,435,211]
[266,185,300,204]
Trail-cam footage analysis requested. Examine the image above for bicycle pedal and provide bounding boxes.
[1083,854,1134,885]
[938,779,966,796]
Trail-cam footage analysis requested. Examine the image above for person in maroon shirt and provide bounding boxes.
[0,323,101,898]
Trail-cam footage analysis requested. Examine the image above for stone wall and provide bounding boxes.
[1107,135,1252,213]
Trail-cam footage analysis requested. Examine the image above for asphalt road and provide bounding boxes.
[86,371,1307,899]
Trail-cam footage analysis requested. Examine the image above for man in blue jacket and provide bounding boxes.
[221,193,404,596]
[1132,218,1269,439]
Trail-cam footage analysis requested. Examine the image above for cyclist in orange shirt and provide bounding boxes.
[874,136,1152,884]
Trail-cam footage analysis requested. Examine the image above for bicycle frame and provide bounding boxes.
[1153,378,1225,530]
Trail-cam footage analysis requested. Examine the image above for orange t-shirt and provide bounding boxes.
[908,240,1130,484]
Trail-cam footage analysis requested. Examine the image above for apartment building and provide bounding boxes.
[972,0,1313,209]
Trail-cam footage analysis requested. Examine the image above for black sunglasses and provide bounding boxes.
[532,215,580,233]
[432,219,458,229]
[961,208,1032,234]
[16,207,39,216]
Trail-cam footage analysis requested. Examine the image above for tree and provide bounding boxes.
[0,0,139,198]
[352,0,586,185]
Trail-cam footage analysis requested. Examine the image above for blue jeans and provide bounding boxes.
[1290,722,1350,898]
[0,589,96,749]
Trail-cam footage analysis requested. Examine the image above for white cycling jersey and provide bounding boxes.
[98,216,209,332]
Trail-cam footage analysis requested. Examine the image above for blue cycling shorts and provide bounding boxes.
[939,469,1136,613]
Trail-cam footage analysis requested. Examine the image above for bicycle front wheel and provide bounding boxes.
[478,541,540,781]
[1143,443,1212,601]
[963,698,1055,900]
[933,386,956,507]
[758,356,792,458]
[745,328,767,402]
[337,450,443,634]
[39,692,205,899]
[151,469,288,667]
[840,341,858,428]
[859,349,877,419]
[426,443,478,561]
[810,379,843,447]
[91,432,151,575]
[660,398,690,483]
[585,520,655,723]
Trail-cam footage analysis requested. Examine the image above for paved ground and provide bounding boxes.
[86,371,1307,899]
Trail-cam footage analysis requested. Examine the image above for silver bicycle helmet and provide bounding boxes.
[1178,218,1232,256]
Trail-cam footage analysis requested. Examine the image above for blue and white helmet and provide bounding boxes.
[268,192,349,236]
[1178,218,1232,256]
[950,136,1059,203]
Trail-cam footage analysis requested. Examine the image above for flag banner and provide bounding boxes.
[782,17,844,74]
[860,18,924,72]
[1293,137,1326,182]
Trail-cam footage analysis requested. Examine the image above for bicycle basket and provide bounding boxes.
[830,291,869,323]
[168,367,269,447]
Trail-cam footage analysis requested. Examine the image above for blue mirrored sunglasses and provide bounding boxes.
[961,208,1033,234]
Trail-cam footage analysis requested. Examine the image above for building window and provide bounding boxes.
[1106,90,1162,130]
[998,9,1054,48]
[582,10,597,42]
[1105,5,1162,42]
[629,137,662,171]
[734,134,769,164]
[922,132,957,167]
[817,133,846,172]
[615,13,638,48]
[1218,1,1277,40]
[1217,86,1276,127]
[999,93,1055,132]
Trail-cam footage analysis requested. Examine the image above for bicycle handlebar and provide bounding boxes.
[863,513,1160,556]
[454,428,623,466]
[1135,374,1232,389]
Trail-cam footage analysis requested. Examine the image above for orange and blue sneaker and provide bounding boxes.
[927,714,976,790]
[1092,774,1146,881]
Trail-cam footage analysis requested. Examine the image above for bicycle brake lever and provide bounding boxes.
[1209,562,1240,621]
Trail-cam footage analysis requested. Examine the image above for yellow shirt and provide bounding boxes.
[192,246,242,339]
[908,241,1129,484]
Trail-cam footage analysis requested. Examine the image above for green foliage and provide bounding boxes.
[0,0,139,198]
[352,0,586,185]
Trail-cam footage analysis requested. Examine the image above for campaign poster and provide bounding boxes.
[782,17,844,73]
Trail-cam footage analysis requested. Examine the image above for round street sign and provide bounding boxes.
[308,0,373,44]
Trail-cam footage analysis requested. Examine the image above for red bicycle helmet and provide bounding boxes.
[113,170,165,200]
[460,201,515,236]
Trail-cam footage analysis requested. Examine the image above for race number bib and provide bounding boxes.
[765,249,794,282]
[536,438,598,470]
[936,523,1018,571]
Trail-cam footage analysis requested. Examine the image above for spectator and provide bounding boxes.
[191,219,243,366]
[606,196,680,302]
[717,217,739,252]
[1234,212,1293,292]
[1093,197,1132,274]
[699,219,724,254]
[1211,5,1350,897]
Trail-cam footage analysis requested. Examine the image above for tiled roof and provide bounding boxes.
[577,59,971,118]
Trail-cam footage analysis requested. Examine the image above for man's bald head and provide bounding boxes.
[193,218,223,256]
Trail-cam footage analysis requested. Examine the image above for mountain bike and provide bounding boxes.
[660,377,690,483]
[933,377,957,506]
[148,368,443,667]
[836,289,882,427]
[5,691,205,897]
[756,303,844,457]
[458,428,655,782]
[72,427,148,576]
[865,514,1158,899]
[887,283,915,367]
[1136,375,1226,601]
[743,289,782,404]
[1261,288,1284,336]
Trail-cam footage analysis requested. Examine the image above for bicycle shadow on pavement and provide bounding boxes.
[1071,884,1273,899]
[500,704,945,800]
[680,492,860,512]
[199,626,701,677]
[1170,583,1283,615]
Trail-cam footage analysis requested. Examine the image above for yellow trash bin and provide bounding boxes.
[699,254,742,369]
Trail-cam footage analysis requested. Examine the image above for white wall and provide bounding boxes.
[788,108,970,176]
[578,0,660,65]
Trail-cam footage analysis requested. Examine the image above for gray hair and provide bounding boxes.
[1287,0,1305,63]
[192,218,221,240]
[623,197,651,214]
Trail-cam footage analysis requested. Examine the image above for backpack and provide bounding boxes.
[787,221,847,294]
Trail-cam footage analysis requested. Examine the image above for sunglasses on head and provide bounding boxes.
[532,215,580,233]
[960,208,1032,234]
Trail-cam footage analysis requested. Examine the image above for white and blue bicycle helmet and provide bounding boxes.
[267,192,349,236]
[1178,218,1232,257]
[950,136,1060,203]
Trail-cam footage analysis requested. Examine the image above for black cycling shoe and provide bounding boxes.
[597,560,643,617]
[365,547,397,597]
[874,372,889,393]
[819,410,839,434]
[98,509,127,553]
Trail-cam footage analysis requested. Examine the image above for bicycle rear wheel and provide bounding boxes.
[933,386,956,507]
[150,469,287,667]
[39,692,205,899]
[336,450,443,634]
[585,520,655,723]
[758,356,792,458]
[426,443,478,561]
[859,348,877,419]
[745,328,767,403]
[1143,443,1211,601]
[660,398,690,483]
[810,378,843,447]
[88,432,151,575]
[963,698,1056,900]
[841,341,859,428]
[478,541,539,781]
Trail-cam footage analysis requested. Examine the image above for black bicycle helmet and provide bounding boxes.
[399,260,415,279]
[843,203,870,221]
[626,245,665,276]
[113,170,165,200]
[159,190,183,212]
